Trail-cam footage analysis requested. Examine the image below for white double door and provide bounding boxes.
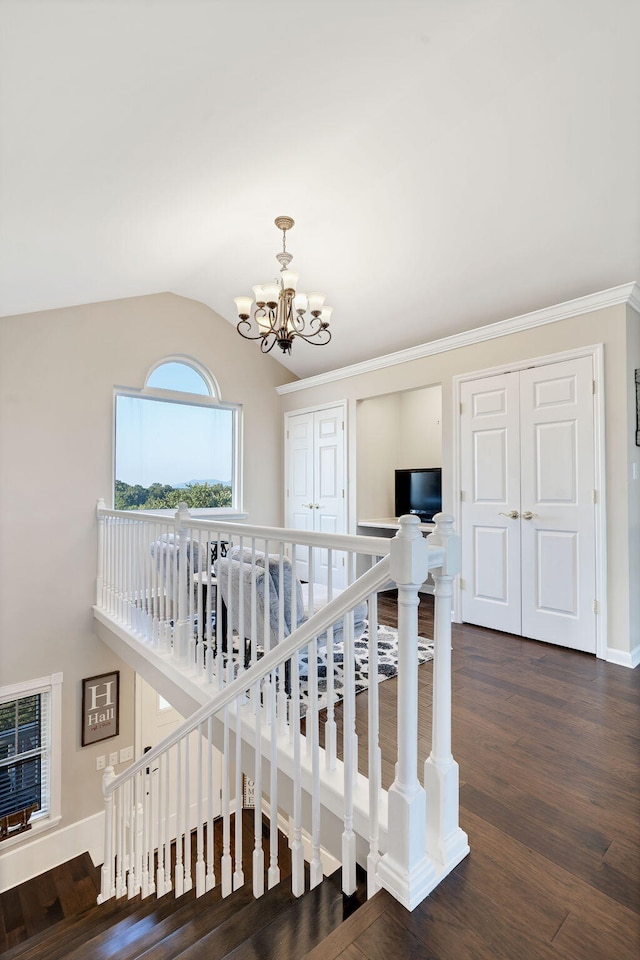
[460,356,596,653]
[285,404,347,589]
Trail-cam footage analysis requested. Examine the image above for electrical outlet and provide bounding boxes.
[120,745,134,763]
[109,751,118,766]
[96,755,105,771]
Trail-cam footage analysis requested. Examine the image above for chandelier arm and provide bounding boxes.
[236,318,270,342]
[290,328,332,347]
[260,332,278,354]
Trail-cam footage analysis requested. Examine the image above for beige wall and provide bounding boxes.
[0,293,294,839]
[281,303,637,659]
[356,385,442,519]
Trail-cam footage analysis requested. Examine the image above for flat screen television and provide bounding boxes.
[394,467,442,523]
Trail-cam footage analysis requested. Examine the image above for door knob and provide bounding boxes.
[522,511,537,520]
[498,510,520,519]
[302,503,313,509]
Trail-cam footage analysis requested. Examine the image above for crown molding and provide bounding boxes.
[276,281,640,396]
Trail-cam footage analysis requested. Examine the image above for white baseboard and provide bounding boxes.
[606,644,640,669]
[0,811,104,894]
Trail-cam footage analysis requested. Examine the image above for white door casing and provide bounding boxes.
[136,677,222,836]
[460,356,597,653]
[285,403,347,588]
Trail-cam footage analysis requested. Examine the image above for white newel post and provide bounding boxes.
[424,514,469,872]
[97,765,117,903]
[175,503,190,663]
[96,498,105,607]
[377,515,437,910]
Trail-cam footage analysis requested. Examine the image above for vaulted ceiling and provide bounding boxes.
[1,0,638,379]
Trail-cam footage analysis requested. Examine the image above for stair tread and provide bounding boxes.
[218,871,348,960]
[61,883,234,960]
[300,886,393,960]
[162,875,304,960]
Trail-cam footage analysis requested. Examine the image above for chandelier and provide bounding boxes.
[233,216,333,355]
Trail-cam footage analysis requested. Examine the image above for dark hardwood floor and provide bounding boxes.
[309,591,640,959]
[3,594,639,959]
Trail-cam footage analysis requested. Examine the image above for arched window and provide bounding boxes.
[114,357,242,513]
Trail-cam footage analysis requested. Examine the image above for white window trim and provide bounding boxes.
[112,374,244,516]
[0,673,63,848]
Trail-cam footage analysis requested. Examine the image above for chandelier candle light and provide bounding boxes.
[234,216,333,354]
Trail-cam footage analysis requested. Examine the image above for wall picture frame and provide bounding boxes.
[81,671,120,746]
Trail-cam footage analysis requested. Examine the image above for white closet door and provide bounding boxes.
[460,372,522,634]
[519,357,596,652]
[286,404,347,588]
[460,358,596,653]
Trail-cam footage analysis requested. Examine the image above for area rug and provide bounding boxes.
[297,622,434,715]
[192,618,434,715]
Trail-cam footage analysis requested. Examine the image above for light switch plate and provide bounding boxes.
[120,745,134,763]
[96,755,105,771]
[109,751,118,766]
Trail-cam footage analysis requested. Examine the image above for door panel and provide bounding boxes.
[473,527,509,604]
[461,373,521,634]
[520,357,595,651]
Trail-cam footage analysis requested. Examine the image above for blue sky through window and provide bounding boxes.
[146,362,210,395]
[115,396,233,488]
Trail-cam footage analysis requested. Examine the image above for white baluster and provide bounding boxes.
[183,735,192,893]
[141,765,150,899]
[115,781,125,898]
[308,635,322,890]
[291,649,304,897]
[341,606,356,896]
[206,716,216,892]
[377,515,437,911]
[366,591,382,899]
[268,667,280,890]
[196,722,205,896]
[97,765,116,902]
[156,752,166,897]
[424,513,470,873]
[127,779,136,898]
[324,555,337,770]
[253,678,264,899]
[233,697,245,890]
[174,742,184,897]
[175,503,190,664]
[221,690,232,896]
[163,750,172,894]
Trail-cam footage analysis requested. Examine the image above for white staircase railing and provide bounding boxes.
[94,505,469,911]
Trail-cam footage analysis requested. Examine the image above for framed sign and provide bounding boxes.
[81,671,120,746]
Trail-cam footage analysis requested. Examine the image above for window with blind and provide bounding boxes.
[0,674,62,841]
